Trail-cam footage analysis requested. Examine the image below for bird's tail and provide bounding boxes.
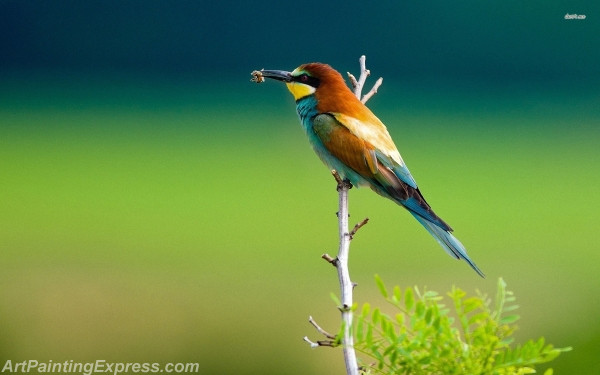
[411,213,485,277]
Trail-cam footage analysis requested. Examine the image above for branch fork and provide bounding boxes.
[347,55,383,104]
[303,316,337,348]
[304,55,382,375]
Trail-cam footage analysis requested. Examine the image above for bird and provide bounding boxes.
[255,63,484,277]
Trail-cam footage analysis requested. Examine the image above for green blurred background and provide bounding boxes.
[1,1,599,374]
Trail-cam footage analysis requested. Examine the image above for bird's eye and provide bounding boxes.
[293,73,320,88]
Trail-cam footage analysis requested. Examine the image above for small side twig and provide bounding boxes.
[360,77,383,104]
[303,336,336,348]
[303,316,337,348]
[322,253,337,266]
[309,316,336,339]
[349,218,370,240]
[347,55,383,104]
[347,72,358,90]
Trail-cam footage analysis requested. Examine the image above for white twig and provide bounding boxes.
[303,335,336,348]
[347,72,358,90]
[306,56,378,375]
[361,77,383,104]
[349,217,369,240]
[347,55,383,104]
[303,336,320,348]
[332,170,359,375]
[309,316,336,339]
[355,55,370,99]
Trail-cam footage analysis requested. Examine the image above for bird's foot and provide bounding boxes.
[331,170,352,191]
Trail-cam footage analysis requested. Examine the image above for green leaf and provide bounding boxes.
[330,292,341,307]
[393,286,402,305]
[500,314,521,324]
[352,277,570,374]
[361,303,371,318]
[389,348,398,365]
[415,301,425,317]
[356,317,364,342]
[372,308,381,324]
[467,312,489,326]
[335,323,345,346]
[422,290,440,300]
[535,337,546,351]
[462,297,482,314]
[503,304,520,312]
[396,312,405,326]
[425,307,433,325]
[385,320,397,341]
[380,317,389,333]
[405,288,415,311]
[375,274,388,298]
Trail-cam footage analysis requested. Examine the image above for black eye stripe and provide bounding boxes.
[293,73,320,88]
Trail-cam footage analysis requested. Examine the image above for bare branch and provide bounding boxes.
[361,77,383,104]
[349,56,367,99]
[331,169,343,185]
[349,218,370,240]
[332,164,359,375]
[347,72,358,89]
[303,336,320,348]
[355,55,370,100]
[348,55,383,104]
[308,56,382,375]
[303,336,336,348]
[309,316,336,339]
[322,253,337,266]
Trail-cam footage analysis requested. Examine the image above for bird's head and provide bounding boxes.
[259,63,352,102]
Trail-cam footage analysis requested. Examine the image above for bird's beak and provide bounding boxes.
[260,69,293,82]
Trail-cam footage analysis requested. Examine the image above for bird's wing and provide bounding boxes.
[331,112,417,188]
[313,113,379,178]
[313,113,450,230]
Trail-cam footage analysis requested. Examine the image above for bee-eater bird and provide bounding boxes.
[257,63,484,277]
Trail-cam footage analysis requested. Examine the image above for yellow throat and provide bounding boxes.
[285,81,316,100]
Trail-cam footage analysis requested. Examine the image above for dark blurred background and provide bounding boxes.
[1,1,598,374]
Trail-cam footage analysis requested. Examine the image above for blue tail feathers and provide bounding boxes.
[411,213,485,277]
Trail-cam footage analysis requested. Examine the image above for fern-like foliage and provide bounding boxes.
[349,277,570,375]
